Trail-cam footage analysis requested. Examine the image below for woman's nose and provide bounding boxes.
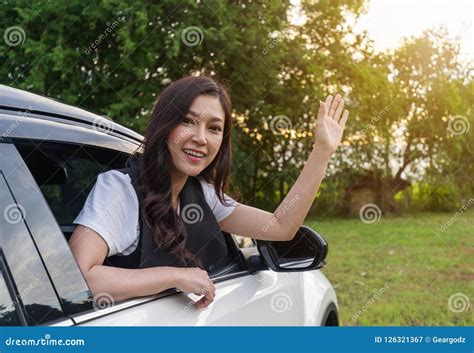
[191,126,207,145]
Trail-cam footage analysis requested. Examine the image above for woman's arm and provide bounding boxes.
[219,94,349,241]
[69,225,215,308]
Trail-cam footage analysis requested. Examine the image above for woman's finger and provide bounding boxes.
[317,101,326,120]
[208,281,215,296]
[202,290,214,302]
[195,297,210,310]
[325,95,333,113]
[202,289,211,301]
[334,98,344,122]
[339,109,349,128]
[202,284,214,301]
[328,94,340,118]
[209,285,215,301]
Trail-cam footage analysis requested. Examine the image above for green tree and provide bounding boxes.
[0,0,367,211]
[2,2,471,215]
[330,27,473,214]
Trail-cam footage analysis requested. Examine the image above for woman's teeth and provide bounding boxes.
[183,149,205,158]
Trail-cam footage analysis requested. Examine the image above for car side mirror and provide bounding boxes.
[256,225,328,272]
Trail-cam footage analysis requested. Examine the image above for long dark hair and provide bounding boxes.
[135,76,233,267]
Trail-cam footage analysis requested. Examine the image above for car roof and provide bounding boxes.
[0,84,143,145]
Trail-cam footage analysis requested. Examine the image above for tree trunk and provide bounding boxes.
[379,176,411,215]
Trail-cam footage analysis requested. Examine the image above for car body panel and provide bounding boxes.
[0,113,140,155]
[0,84,142,144]
[287,271,338,325]
[80,271,303,326]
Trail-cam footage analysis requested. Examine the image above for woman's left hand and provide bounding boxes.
[313,94,349,155]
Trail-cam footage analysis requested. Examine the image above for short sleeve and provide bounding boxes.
[73,170,139,257]
[198,178,239,222]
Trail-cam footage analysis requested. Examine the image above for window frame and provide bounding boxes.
[0,248,28,326]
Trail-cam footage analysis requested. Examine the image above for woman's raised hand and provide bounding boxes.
[313,94,349,155]
[174,267,216,309]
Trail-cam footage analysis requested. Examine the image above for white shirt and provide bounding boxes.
[73,170,239,257]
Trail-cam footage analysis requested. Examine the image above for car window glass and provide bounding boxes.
[40,158,110,225]
[0,172,64,325]
[15,141,128,228]
[0,271,22,326]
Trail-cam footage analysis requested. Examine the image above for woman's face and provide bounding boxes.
[167,95,225,178]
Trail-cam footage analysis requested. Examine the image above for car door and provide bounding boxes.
[78,263,301,326]
[7,135,302,326]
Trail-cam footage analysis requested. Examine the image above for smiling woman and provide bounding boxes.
[167,94,228,211]
[68,75,349,309]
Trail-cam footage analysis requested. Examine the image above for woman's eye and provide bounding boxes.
[183,118,195,125]
[210,126,222,132]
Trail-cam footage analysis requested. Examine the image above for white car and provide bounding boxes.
[0,85,339,326]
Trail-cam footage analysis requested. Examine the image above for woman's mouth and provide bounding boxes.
[183,149,206,163]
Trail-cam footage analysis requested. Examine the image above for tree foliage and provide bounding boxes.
[1,0,471,214]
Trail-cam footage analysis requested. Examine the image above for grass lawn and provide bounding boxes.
[304,211,473,326]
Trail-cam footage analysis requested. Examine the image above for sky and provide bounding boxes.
[290,0,473,60]
[354,0,473,59]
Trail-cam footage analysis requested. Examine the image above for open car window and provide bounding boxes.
[14,140,128,241]
[14,140,247,283]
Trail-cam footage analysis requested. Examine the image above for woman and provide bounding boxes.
[69,75,349,309]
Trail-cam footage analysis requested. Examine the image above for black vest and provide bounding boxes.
[104,155,228,272]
